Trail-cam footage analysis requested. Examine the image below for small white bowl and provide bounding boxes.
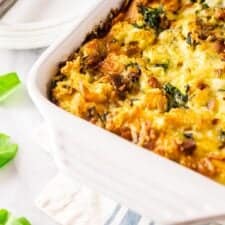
[0,0,99,49]
[0,19,74,49]
[27,0,225,223]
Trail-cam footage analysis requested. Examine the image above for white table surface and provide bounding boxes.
[0,49,57,225]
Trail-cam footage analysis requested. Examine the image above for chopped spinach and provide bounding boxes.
[184,132,194,139]
[202,3,209,9]
[99,112,109,124]
[186,33,192,45]
[154,63,169,71]
[138,6,164,32]
[125,62,140,70]
[132,23,145,29]
[163,83,189,111]
[86,107,108,125]
[219,130,225,149]
[126,62,141,82]
[186,32,198,48]
[198,0,209,8]
[219,130,225,143]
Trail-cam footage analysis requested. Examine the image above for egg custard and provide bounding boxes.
[50,0,225,184]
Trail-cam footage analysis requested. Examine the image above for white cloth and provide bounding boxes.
[36,173,117,225]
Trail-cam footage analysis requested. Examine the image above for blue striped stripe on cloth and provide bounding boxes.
[104,205,154,225]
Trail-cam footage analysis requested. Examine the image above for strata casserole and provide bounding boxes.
[50,0,225,184]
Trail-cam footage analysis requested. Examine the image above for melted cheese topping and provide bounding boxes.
[51,0,225,184]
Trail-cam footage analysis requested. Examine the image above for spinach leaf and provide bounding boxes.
[138,6,164,32]
[186,32,198,48]
[154,63,169,71]
[132,23,145,29]
[0,209,31,225]
[201,3,209,9]
[219,131,225,143]
[163,83,189,111]
[0,133,18,168]
[219,130,225,149]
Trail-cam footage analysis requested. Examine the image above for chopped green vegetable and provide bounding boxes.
[219,130,225,149]
[163,83,189,111]
[0,209,31,225]
[15,218,31,225]
[125,62,140,70]
[183,132,194,139]
[0,209,9,224]
[132,23,145,29]
[201,3,209,9]
[0,133,18,168]
[195,0,209,9]
[0,72,21,102]
[186,33,192,45]
[186,32,198,48]
[154,63,169,71]
[219,131,225,143]
[138,6,164,32]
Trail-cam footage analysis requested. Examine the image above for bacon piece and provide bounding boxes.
[120,127,132,140]
[179,139,196,155]
[148,77,161,88]
[214,40,225,60]
[81,39,107,70]
[215,8,225,21]
[100,54,124,75]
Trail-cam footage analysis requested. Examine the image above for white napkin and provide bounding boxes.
[33,124,149,225]
[36,173,118,225]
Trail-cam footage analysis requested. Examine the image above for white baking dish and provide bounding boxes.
[27,0,225,224]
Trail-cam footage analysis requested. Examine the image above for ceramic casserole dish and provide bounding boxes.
[28,0,225,224]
